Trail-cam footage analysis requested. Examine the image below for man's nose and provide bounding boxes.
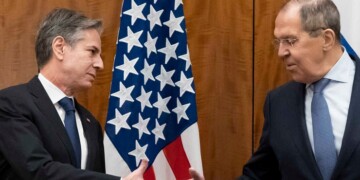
[94,55,104,70]
[277,44,290,58]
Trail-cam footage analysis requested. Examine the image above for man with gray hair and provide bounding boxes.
[0,8,147,179]
[240,0,360,179]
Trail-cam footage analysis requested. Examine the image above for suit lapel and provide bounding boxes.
[75,100,95,170]
[333,58,360,178]
[287,82,322,177]
[27,76,78,166]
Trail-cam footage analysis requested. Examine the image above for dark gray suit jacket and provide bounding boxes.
[0,76,118,179]
[241,56,360,179]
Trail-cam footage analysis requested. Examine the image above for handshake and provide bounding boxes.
[123,160,205,180]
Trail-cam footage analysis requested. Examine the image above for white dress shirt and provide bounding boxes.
[38,73,88,169]
[305,49,355,154]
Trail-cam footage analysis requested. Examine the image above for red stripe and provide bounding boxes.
[163,136,191,179]
[144,166,155,180]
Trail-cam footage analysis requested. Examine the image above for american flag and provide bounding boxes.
[333,0,360,59]
[103,0,203,179]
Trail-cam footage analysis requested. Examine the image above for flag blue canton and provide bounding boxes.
[105,0,197,171]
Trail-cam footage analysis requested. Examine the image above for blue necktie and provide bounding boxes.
[312,78,337,180]
[58,97,81,168]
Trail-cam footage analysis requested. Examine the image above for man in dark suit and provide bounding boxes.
[241,0,360,179]
[0,8,147,179]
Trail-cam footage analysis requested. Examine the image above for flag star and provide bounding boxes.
[158,39,179,64]
[154,0,158,4]
[144,32,158,58]
[153,92,171,118]
[179,46,191,71]
[163,11,184,37]
[172,98,190,124]
[115,54,139,80]
[174,0,183,10]
[147,5,163,31]
[123,0,146,25]
[136,86,153,112]
[119,27,143,53]
[155,65,175,90]
[132,113,151,139]
[107,109,131,134]
[128,140,149,166]
[152,119,166,144]
[111,82,135,106]
[175,72,195,96]
[140,59,155,84]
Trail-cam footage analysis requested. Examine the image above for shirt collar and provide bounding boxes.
[306,48,354,88]
[38,73,73,104]
[324,48,354,83]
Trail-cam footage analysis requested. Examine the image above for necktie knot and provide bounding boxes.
[313,78,330,93]
[58,97,75,112]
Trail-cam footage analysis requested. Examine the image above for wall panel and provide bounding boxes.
[184,0,253,179]
[253,0,290,149]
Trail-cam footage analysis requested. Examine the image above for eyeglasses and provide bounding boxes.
[272,38,298,49]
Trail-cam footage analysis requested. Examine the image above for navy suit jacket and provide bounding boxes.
[241,57,360,179]
[0,76,118,179]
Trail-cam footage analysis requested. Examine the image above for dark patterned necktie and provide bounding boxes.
[58,97,81,168]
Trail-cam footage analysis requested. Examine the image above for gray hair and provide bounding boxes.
[283,0,340,41]
[35,8,103,69]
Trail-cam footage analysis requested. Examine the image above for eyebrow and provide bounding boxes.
[274,34,297,39]
[88,45,101,54]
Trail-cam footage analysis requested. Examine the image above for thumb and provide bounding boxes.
[137,160,149,173]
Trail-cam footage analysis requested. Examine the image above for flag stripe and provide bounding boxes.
[152,151,176,180]
[104,133,131,176]
[181,123,204,174]
[144,166,156,180]
[163,136,191,179]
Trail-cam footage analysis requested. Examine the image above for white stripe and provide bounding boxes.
[104,124,203,178]
[181,123,204,175]
[333,0,360,54]
[104,133,131,177]
[152,150,176,180]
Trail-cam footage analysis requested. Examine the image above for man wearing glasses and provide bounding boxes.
[240,0,360,179]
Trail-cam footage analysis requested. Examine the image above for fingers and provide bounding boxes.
[137,160,148,173]
[189,167,204,180]
[123,160,149,180]
[189,167,196,176]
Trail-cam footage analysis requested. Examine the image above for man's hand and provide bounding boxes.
[123,160,148,180]
[189,167,204,180]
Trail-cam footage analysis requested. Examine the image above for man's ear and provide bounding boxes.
[322,29,336,51]
[52,36,66,60]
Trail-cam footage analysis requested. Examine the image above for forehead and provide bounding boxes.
[74,29,102,48]
[274,4,303,38]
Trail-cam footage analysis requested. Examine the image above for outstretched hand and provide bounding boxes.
[123,160,148,180]
[189,167,205,180]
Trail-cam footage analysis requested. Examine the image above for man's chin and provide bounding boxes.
[77,82,94,91]
[289,73,305,83]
